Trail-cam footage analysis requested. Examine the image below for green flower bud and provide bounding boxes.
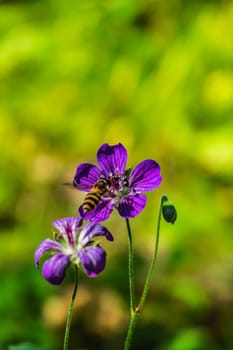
[162,196,177,224]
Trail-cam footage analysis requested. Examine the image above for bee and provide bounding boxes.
[80,179,109,215]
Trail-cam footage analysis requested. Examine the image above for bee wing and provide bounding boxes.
[62,182,91,192]
[73,180,93,192]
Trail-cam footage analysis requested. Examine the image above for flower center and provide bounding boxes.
[106,174,130,199]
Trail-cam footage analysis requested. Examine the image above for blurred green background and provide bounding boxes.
[0,0,232,349]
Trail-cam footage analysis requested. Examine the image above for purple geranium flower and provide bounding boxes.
[73,143,162,222]
[34,217,114,284]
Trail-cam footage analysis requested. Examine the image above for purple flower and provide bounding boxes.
[34,217,114,284]
[73,143,162,222]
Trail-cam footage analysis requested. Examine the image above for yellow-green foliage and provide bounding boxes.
[0,1,232,349]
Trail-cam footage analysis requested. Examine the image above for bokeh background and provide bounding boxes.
[0,0,232,349]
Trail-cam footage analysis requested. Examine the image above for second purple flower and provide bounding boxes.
[73,143,162,222]
[34,217,114,284]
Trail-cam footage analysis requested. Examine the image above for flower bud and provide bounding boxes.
[162,196,177,224]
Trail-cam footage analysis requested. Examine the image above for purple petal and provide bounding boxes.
[129,160,162,192]
[79,221,114,247]
[97,143,127,176]
[79,198,115,223]
[52,217,83,235]
[42,253,70,285]
[78,246,106,277]
[34,239,62,268]
[73,163,101,191]
[118,194,147,218]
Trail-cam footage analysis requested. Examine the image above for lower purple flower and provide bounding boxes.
[34,217,114,285]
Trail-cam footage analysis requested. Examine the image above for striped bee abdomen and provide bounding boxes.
[79,179,109,217]
[82,192,102,213]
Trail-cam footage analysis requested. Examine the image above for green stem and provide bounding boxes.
[63,265,79,350]
[124,218,136,350]
[123,310,138,350]
[126,218,135,311]
[136,196,164,313]
[124,196,165,350]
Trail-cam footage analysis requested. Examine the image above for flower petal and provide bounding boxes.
[129,159,162,192]
[73,163,101,191]
[79,198,115,223]
[42,253,70,285]
[78,246,106,277]
[34,239,62,268]
[97,143,127,176]
[52,217,83,235]
[79,221,114,247]
[118,194,147,218]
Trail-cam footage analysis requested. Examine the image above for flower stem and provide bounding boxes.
[124,309,138,350]
[136,195,164,314]
[63,265,79,350]
[124,196,165,350]
[126,218,135,311]
[124,218,136,350]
